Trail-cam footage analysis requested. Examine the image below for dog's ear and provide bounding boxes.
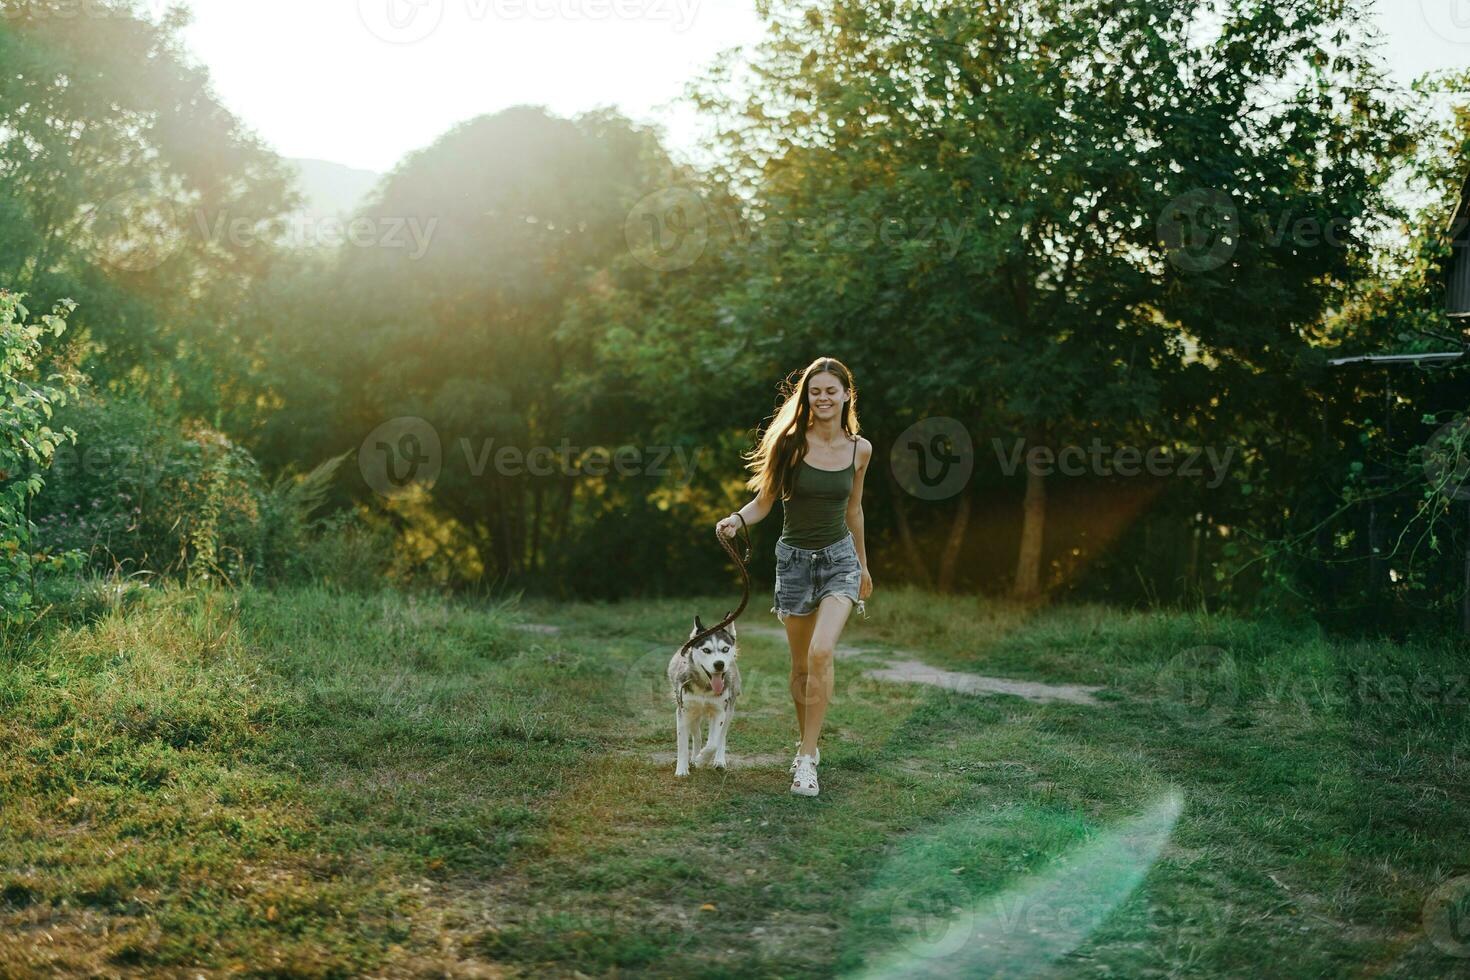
[692,615,704,635]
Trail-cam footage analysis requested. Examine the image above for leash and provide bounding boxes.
[678,512,752,660]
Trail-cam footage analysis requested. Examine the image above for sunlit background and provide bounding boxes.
[182,0,766,173]
[178,0,1466,172]
[3,1,1470,975]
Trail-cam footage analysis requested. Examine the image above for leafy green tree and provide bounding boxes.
[0,0,297,417]
[1219,68,1470,632]
[0,290,82,622]
[684,0,1411,596]
[268,106,685,584]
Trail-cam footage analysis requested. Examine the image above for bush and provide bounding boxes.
[31,387,422,598]
[0,291,84,623]
[34,394,266,583]
[272,507,396,592]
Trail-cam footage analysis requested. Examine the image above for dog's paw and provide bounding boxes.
[712,755,728,770]
[694,746,716,768]
[674,765,690,777]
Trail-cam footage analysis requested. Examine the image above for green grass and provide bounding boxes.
[0,581,1465,976]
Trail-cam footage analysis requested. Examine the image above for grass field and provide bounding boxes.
[1,581,1467,977]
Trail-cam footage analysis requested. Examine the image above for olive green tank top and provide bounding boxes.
[779,436,858,550]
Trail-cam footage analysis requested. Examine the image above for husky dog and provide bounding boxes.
[667,616,741,777]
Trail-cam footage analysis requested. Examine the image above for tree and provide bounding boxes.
[283,106,679,583]
[1224,68,1470,633]
[0,0,297,416]
[687,0,1410,596]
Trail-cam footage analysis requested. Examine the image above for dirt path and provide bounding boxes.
[739,623,1105,705]
[518,620,1107,706]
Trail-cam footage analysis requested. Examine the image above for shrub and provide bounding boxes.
[35,389,374,593]
[274,507,397,592]
[0,291,84,623]
[34,394,265,583]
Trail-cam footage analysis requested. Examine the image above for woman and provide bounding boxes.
[716,356,874,797]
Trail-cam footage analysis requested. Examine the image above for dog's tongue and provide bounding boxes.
[711,673,725,695]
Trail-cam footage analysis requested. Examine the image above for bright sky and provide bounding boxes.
[177,0,764,173]
[172,0,1470,175]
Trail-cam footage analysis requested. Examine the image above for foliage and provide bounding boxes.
[1195,66,1470,634]
[6,0,1470,634]
[0,290,83,623]
[253,105,695,586]
[272,508,399,593]
[34,394,258,582]
[253,451,352,581]
[33,392,360,588]
[0,0,298,416]
[569,0,1416,595]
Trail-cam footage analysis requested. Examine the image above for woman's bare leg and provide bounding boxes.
[798,594,853,758]
[784,611,817,741]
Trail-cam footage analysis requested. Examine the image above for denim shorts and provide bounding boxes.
[771,531,867,622]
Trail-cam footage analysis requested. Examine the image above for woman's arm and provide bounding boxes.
[717,487,776,538]
[848,502,868,569]
[846,439,871,571]
[737,487,776,525]
[847,439,873,599]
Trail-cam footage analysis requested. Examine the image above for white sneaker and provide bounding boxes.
[788,741,819,773]
[790,754,819,796]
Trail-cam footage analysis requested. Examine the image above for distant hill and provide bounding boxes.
[286,158,381,217]
[281,158,383,247]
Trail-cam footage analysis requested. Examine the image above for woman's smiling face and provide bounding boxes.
[807,371,845,420]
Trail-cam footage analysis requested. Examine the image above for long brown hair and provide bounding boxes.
[744,356,861,502]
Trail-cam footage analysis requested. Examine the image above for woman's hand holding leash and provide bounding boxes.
[716,513,743,540]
